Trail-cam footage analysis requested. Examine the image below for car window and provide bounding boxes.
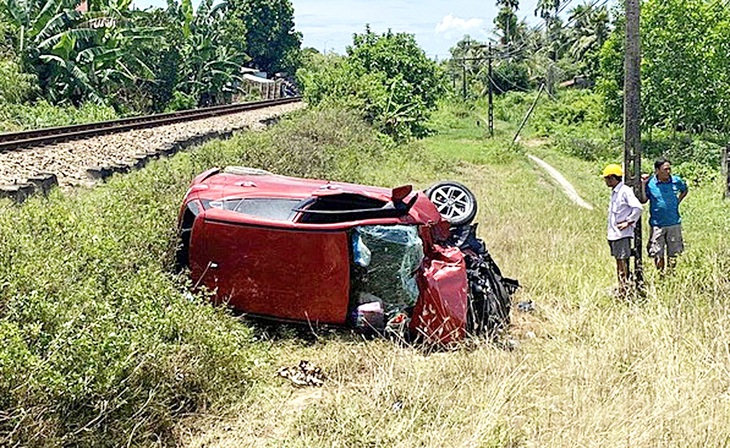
[208,198,303,221]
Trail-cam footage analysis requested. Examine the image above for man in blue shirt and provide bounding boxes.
[639,158,688,272]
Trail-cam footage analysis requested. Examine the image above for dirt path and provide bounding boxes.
[527,153,594,210]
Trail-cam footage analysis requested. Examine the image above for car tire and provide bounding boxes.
[425,181,478,226]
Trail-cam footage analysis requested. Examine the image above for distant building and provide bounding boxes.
[559,76,592,89]
[75,0,88,13]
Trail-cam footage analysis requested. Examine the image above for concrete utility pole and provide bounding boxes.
[488,43,494,138]
[462,63,467,99]
[624,0,644,293]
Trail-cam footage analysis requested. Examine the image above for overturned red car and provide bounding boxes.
[177,167,518,344]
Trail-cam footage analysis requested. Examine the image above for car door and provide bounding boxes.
[190,219,351,325]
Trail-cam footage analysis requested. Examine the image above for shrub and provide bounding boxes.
[492,62,531,94]
[165,91,198,112]
[0,58,37,104]
[0,101,118,132]
[297,28,447,141]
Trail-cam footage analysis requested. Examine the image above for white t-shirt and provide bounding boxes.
[607,182,643,241]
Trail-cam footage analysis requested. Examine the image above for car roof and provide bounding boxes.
[184,167,447,230]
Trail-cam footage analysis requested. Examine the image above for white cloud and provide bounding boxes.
[435,14,484,34]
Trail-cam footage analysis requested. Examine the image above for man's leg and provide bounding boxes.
[616,258,629,296]
[667,257,677,271]
[648,226,667,273]
[610,238,632,297]
[665,225,684,273]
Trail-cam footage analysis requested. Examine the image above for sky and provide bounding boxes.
[292,0,547,60]
[129,0,609,61]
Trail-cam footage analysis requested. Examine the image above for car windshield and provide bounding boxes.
[351,225,424,320]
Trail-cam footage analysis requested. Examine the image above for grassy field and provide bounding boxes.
[182,101,730,447]
[1,99,729,446]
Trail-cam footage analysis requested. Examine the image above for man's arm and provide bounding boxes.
[617,188,643,230]
[678,189,688,203]
[677,176,688,204]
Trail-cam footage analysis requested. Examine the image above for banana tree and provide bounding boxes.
[1,0,158,104]
[175,0,246,106]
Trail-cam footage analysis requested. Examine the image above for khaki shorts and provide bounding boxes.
[648,225,684,258]
[608,237,632,259]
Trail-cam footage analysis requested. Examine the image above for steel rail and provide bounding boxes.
[0,96,302,152]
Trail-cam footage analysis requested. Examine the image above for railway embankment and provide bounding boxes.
[0,101,304,202]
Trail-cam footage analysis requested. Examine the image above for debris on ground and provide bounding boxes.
[277,360,326,387]
[517,300,535,313]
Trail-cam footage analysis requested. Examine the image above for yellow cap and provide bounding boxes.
[602,164,623,177]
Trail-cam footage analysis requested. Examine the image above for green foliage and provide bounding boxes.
[531,89,607,134]
[0,58,37,103]
[224,0,301,74]
[172,0,247,107]
[597,0,730,133]
[0,0,301,113]
[565,2,610,80]
[165,90,196,112]
[0,100,117,131]
[521,89,722,187]
[641,0,729,132]
[298,27,446,141]
[492,61,530,94]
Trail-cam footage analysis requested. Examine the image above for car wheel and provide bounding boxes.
[426,181,478,226]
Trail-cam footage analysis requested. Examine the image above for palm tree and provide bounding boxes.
[496,0,519,11]
[567,2,610,61]
[534,0,561,20]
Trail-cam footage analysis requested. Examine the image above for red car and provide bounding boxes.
[177,167,518,344]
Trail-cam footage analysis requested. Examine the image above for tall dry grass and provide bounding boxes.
[180,119,730,447]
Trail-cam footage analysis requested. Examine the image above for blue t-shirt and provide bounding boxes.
[645,174,687,227]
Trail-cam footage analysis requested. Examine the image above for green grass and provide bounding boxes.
[2,98,730,447]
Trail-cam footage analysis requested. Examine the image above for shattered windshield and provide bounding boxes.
[351,225,424,327]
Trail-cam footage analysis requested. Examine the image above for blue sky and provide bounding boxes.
[292,0,547,60]
[130,0,603,60]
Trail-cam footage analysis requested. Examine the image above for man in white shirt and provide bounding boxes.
[603,164,643,297]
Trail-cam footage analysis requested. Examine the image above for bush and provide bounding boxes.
[0,101,118,132]
[492,62,531,94]
[297,28,447,141]
[165,91,197,112]
[531,90,607,135]
[0,58,37,104]
[550,136,618,162]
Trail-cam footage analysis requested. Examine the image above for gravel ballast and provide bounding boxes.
[0,102,304,191]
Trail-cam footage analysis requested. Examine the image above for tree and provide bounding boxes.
[0,0,158,105]
[298,27,446,140]
[223,0,301,74]
[596,0,730,133]
[566,2,610,79]
[496,0,519,9]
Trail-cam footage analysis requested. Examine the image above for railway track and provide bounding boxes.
[0,97,301,152]
[0,98,304,202]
